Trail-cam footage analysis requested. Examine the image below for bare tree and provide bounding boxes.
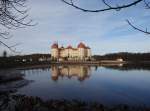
[3,50,7,57]
[0,0,36,52]
[61,0,150,34]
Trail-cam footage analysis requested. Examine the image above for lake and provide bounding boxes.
[16,64,150,106]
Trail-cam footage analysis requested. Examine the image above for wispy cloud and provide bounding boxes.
[1,0,150,55]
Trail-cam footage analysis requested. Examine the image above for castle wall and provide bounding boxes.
[51,49,59,59]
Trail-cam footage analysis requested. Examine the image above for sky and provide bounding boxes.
[1,0,150,55]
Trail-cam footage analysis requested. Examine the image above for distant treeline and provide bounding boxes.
[1,52,150,68]
[93,52,150,61]
[0,54,51,68]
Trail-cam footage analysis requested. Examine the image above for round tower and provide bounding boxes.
[51,43,59,60]
[51,66,59,81]
[77,42,86,60]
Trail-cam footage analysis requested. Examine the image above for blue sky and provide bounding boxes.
[1,0,150,55]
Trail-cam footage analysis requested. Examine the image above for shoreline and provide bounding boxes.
[50,61,128,66]
[1,60,150,70]
[1,94,150,111]
[51,60,150,64]
[13,60,150,70]
[0,69,32,93]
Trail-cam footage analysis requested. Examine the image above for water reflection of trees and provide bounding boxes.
[51,65,91,81]
[21,67,50,75]
[103,63,150,71]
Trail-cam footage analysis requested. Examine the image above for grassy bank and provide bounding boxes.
[0,94,150,111]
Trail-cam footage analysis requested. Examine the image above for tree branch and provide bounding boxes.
[144,0,150,8]
[0,40,21,53]
[0,0,36,53]
[61,0,143,12]
[126,20,150,34]
[61,0,150,35]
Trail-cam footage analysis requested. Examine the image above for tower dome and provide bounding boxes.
[51,43,58,49]
[67,45,72,49]
[77,42,86,48]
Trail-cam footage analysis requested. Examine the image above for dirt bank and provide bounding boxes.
[0,69,32,93]
[0,94,149,111]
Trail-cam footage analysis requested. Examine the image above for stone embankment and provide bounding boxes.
[51,60,127,66]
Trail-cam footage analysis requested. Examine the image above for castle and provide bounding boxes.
[51,42,91,61]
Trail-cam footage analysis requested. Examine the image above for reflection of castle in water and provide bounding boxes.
[51,65,91,81]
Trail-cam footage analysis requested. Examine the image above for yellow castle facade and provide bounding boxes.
[51,42,91,61]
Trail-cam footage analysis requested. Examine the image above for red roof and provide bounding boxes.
[67,45,72,49]
[51,43,58,49]
[77,42,86,48]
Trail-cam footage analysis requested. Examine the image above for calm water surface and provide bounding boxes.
[17,65,150,106]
